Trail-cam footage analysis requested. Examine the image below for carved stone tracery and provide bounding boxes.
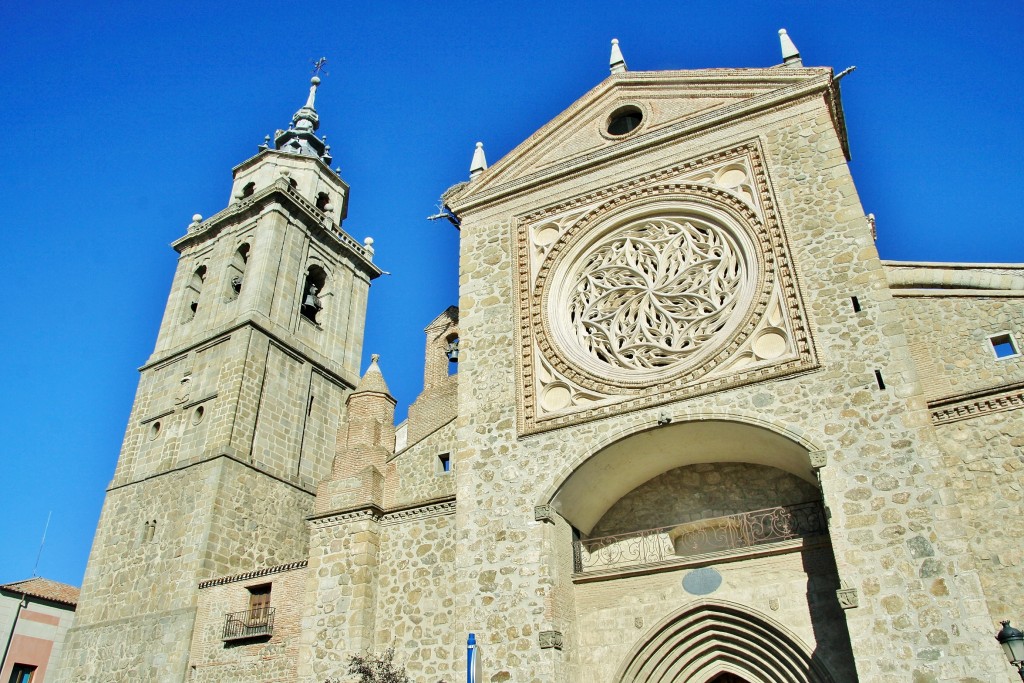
[563,214,749,376]
[514,142,817,433]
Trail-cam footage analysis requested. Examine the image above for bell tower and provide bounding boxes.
[57,73,380,682]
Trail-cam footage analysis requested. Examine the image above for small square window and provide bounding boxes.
[437,453,451,474]
[989,332,1020,360]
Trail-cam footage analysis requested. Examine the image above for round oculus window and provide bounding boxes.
[544,201,760,386]
[607,105,643,136]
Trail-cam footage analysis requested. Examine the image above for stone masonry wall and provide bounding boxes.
[896,295,1024,402]
[56,456,315,683]
[591,462,821,538]
[934,409,1024,645]
[374,511,457,683]
[447,88,1006,682]
[385,420,457,509]
[573,544,856,682]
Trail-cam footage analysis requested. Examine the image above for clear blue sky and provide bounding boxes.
[0,2,1020,587]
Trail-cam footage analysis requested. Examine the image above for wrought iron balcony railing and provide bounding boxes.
[573,501,828,574]
[222,607,275,641]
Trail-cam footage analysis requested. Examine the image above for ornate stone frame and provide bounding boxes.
[513,141,817,434]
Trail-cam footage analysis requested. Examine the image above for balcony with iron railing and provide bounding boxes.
[572,501,828,578]
[222,607,275,641]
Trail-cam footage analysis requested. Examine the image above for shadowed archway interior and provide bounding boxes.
[550,419,816,534]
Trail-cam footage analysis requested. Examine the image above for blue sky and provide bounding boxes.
[0,2,1021,587]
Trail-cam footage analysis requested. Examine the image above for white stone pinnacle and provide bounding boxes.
[470,141,488,179]
[778,29,802,66]
[610,38,627,74]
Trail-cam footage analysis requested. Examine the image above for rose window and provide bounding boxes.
[547,209,757,383]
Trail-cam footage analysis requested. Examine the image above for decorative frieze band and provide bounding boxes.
[929,383,1024,425]
[198,560,308,589]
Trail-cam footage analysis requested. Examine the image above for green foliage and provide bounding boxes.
[325,647,411,683]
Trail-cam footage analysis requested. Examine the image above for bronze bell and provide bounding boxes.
[302,285,322,313]
[445,339,459,363]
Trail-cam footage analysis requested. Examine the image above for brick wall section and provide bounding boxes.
[189,565,308,682]
[407,307,459,445]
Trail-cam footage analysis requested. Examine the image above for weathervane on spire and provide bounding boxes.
[311,57,329,78]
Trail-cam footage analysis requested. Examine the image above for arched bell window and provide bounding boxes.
[445,333,459,374]
[315,192,330,211]
[241,181,255,198]
[300,265,327,324]
[226,243,250,301]
[182,265,206,322]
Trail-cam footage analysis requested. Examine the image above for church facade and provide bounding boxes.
[55,35,1024,683]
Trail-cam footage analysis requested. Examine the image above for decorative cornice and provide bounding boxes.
[171,179,379,278]
[382,499,456,525]
[309,497,457,529]
[929,382,1024,425]
[198,560,308,589]
[309,505,383,528]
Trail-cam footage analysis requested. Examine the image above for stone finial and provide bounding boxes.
[469,141,488,179]
[609,38,627,74]
[779,29,802,67]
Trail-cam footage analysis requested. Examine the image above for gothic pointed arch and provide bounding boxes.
[615,600,837,683]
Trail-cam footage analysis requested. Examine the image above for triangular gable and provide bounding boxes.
[453,67,832,208]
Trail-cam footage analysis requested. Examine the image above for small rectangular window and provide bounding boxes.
[437,452,451,474]
[850,296,861,313]
[989,332,1020,360]
[9,664,36,683]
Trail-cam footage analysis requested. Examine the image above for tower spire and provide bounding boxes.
[273,61,332,164]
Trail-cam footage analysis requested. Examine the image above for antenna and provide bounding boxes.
[32,511,51,577]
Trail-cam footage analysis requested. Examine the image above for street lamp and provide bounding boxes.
[996,620,1024,681]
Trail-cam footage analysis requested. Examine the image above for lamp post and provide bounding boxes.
[996,620,1024,681]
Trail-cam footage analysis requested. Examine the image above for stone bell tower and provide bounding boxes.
[56,74,381,682]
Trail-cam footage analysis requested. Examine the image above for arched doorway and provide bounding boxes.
[615,601,837,683]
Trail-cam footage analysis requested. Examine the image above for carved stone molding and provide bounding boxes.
[534,504,554,523]
[808,450,828,469]
[309,506,383,529]
[539,630,564,650]
[381,499,456,525]
[514,141,817,434]
[198,560,308,589]
[837,587,859,610]
[929,383,1024,425]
